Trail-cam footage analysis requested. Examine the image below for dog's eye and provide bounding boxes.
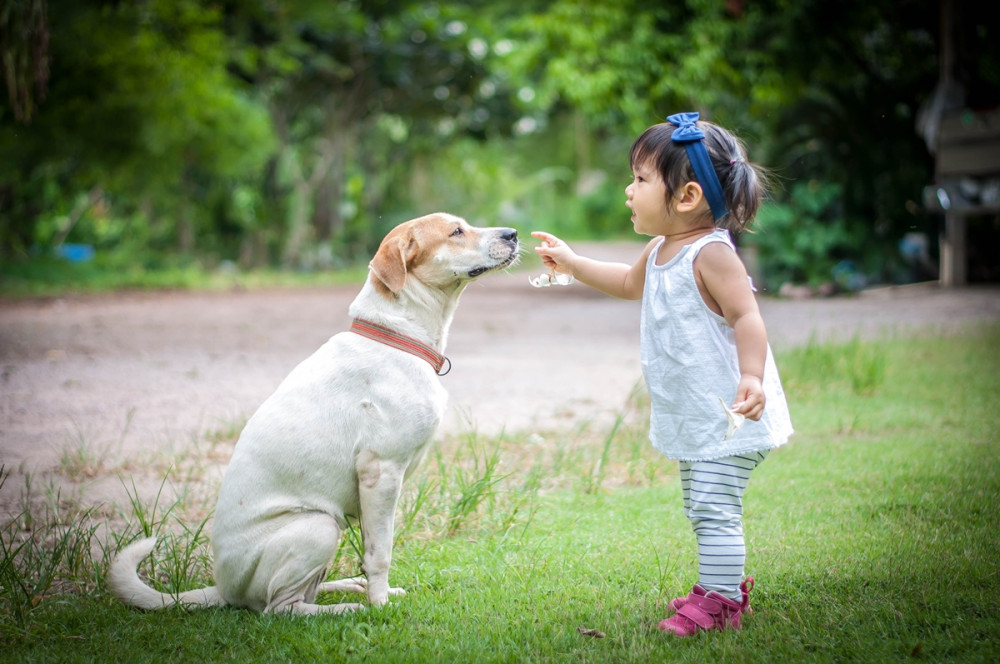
[450,227,464,237]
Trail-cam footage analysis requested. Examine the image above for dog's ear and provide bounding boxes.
[369,232,415,296]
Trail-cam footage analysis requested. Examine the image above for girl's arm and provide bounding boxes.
[695,243,768,420]
[532,231,656,301]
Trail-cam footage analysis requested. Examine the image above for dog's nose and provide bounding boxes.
[500,228,518,243]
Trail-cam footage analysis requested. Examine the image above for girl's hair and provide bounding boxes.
[629,119,770,233]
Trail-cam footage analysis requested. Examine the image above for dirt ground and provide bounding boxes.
[2,241,999,517]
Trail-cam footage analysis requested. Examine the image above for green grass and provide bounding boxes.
[2,325,998,662]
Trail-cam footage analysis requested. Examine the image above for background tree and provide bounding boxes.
[0,0,274,262]
[2,0,996,290]
[729,0,951,285]
[0,0,50,124]
[221,0,523,266]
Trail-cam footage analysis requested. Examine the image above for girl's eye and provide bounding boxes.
[450,227,464,237]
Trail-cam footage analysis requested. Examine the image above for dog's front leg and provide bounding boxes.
[357,451,407,607]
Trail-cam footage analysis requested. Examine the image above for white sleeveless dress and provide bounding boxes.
[640,229,793,461]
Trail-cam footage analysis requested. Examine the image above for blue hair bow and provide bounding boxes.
[666,112,705,141]
[666,112,728,221]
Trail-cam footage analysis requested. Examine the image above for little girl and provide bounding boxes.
[533,112,793,637]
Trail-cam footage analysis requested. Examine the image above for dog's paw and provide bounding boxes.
[278,600,366,615]
[336,602,365,614]
[318,577,367,595]
[368,587,405,607]
[314,601,364,615]
[368,587,406,608]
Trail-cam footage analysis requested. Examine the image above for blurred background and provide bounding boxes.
[1,0,997,295]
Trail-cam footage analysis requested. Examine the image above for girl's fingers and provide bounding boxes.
[531,230,560,246]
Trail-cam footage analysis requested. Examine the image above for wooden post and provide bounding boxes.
[940,211,966,287]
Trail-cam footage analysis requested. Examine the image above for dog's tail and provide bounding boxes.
[108,537,226,611]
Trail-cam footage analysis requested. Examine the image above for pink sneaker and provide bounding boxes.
[664,578,754,616]
[658,577,754,637]
[664,584,707,615]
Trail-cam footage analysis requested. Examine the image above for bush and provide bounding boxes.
[744,180,854,291]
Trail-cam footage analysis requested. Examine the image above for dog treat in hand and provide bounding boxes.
[529,270,575,288]
[718,396,746,440]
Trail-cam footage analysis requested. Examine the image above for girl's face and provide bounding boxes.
[625,161,670,236]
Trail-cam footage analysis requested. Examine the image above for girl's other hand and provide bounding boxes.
[732,375,765,421]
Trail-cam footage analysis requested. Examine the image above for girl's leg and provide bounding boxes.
[683,451,767,600]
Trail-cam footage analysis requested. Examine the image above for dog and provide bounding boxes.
[109,213,519,615]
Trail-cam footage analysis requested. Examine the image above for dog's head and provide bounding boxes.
[369,213,519,297]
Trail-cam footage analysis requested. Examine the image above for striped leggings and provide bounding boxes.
[679,451,768,601]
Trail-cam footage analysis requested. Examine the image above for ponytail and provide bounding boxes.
[705,129,770,233]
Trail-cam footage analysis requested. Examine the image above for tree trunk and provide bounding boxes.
[281,140,337,267]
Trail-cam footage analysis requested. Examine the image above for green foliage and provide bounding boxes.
[3,0,998,288]
[744,180,854,289]
[506,0,745,135]
[725,0,949,273]
[0,0,277,263]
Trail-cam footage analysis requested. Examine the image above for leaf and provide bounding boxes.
[577,627,605,638]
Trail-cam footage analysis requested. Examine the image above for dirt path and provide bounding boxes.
[2,243,998,516]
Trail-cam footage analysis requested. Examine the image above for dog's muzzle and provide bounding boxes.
[469,229,519,278]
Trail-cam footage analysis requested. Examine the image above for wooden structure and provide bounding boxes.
[932,109,1000,286]
[921,0,1000,286]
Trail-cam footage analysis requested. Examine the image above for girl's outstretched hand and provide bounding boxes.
[531,231,576,275]
[532,231,647,300]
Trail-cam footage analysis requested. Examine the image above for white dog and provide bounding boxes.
[109,213,519,615]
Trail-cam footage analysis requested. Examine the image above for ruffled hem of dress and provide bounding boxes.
[654,433,792,463]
